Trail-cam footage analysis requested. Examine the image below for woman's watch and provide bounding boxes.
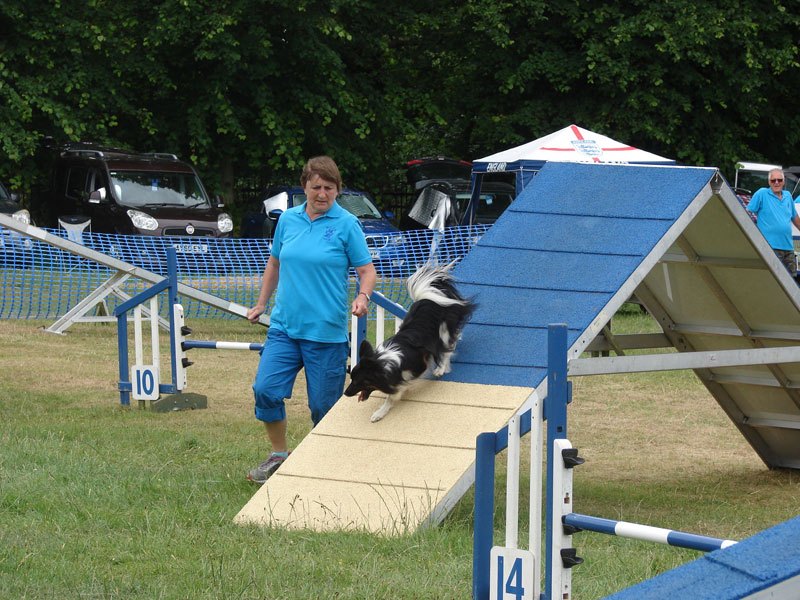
[358,291,370,302]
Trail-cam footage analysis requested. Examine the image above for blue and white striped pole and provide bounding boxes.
[182,340,264,351]
[562,513,737,553]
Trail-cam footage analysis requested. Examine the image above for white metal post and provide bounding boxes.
[172,303,187,391]
[376,304,385,342]
[150,296,160,372]
[505,415,521,548]
[550,438,575,600]
[350,315,358,367]
[134,305,144,366]
[529,397,543,599]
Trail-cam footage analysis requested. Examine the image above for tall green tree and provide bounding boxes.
[0,1,147,186]
[426,0,800,173]
[1,0,798,202]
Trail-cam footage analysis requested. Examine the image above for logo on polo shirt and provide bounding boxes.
[324,226,335,241]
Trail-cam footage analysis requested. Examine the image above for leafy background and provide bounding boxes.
[2,1,798,207]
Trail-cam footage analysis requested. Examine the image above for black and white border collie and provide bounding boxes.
[344,263,475,422]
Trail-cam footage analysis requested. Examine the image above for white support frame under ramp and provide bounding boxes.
[44,271,171,334]
[569,344,800,377]
[553,170,800,471]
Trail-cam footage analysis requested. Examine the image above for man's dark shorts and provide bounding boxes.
[774,249,798,279]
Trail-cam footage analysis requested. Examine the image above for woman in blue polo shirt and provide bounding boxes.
[245,156,376,484]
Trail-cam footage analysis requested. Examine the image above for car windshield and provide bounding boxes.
[0,183,17,212]
[0,182,11,202]
[454,192,513,223]
[293,192,383,219]
[109,170,211,208]
[788,172,800,198]
[337,192,383,219]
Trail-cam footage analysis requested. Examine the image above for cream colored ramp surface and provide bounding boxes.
[234,380,532,535]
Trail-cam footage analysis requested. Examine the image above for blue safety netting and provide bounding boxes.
[0,225,490,320]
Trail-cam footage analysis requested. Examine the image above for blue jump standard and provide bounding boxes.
[114,248,182,405]
[465,163,800,599]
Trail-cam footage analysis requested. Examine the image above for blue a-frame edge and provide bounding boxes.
[606,515,800,599]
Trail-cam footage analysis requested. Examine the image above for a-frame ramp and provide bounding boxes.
[236,162,800,534]
[235,381,532,534]
[0,212,269,327]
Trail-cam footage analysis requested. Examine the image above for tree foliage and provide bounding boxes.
[1,0,798,203]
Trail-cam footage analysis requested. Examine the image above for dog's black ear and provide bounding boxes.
[359,339,374,358]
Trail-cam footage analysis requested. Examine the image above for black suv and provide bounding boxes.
[32,143,233,237]
[400,156,515,230]
[404,156,473,187]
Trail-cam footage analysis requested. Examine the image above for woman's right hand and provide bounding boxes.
[247,304,265,324]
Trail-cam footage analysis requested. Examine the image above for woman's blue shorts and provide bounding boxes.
[252,328,349,425]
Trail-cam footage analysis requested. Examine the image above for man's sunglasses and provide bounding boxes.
[770,178,784,183]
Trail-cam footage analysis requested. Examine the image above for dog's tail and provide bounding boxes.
[406,263,470,307]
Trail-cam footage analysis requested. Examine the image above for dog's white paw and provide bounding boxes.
[432,351,454,378]
[370,399,393,422]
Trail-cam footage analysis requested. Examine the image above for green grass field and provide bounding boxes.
[1,310,798,599]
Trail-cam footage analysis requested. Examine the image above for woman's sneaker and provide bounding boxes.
[246,452,289,484]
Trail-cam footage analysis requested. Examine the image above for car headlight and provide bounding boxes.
[12,209,31,225]
[218,213,233,233]
[127,209,158,231]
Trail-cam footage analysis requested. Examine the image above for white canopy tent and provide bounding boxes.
[470,124,674,198]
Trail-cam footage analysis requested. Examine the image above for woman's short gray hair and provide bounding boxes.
[301,156,343,192]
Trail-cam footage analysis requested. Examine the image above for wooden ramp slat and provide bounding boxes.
[234,381,533,535]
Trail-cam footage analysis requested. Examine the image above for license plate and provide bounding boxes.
[173,243,209,254]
